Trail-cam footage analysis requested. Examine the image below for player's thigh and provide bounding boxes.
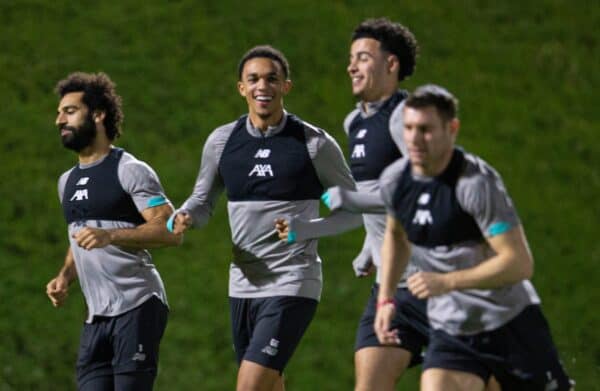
[237,359,281,391]
[421,368,485,391]
[114,371,155,391]
[78,373,114,391]
[243,296,317,373]
[354,346,412,391]
[76,321,113,389]
[112,296,168,375]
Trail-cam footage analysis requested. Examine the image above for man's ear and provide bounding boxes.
[282,79,293,96]
[92,110,106,123]
[238,81,246,97]
[449,118,460,139]
[387,54,400,76]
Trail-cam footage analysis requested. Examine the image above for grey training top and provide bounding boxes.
[58,149,169,323]
[380,151,540,335]
[179,112,356,301]
[340,97,419,283]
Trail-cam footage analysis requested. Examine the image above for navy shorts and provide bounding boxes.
[229,296,318,373]
[76,296,168,388]
[355,284,429,367]
[424,305,574,390]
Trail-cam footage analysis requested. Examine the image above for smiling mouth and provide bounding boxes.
[255,95,273,102]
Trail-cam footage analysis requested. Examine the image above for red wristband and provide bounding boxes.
[376,298,396,309]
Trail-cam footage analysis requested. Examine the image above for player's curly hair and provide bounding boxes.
[238,45,290,80]
[55,72,123,140]
[352,18,419,82]
[405,84,459,122]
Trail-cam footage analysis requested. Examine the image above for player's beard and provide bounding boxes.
[60,113,97,152]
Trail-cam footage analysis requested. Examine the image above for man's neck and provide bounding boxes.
[249,110,284,132]
[77,143,112,165]
[360,88,396,114]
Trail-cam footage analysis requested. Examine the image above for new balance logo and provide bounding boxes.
[418,193,430,205]
[248,164,274,177]
[70,189,88,201]
[351,144,366,158]
[356,129,368,139]
[76,177,90,186]
[412,209,433,225]
[254,149,271,159]
[132,344,146,362]
[261,338,280,357]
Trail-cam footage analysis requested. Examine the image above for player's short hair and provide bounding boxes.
[404,84,459,122]
[55,72,123,140]
[351,18,418,82]
[238,45,290,80]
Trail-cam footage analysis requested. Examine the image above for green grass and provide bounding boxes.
[1,0,598,389]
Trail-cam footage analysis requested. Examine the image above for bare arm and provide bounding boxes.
[46,247,78,307]
[73,203,182,250]
[378,215,411,300]
[374,215,411,344]
[408,225,533,298]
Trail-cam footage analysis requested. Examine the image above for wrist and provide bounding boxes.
[59,269,76,284]
[107,229,116,244]
[376,297,396,310]
[444,272,458,292]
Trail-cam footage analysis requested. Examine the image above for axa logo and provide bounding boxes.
[412,209,433,225]
[254,149,271,159]
[351,144,366,158]
[76,177,90,186]
[248,164,274,177]
[70,189,88,201]
[356,129,368,139]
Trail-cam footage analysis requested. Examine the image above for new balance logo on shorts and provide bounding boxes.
[132,344,146,362]
[261,338,279,356]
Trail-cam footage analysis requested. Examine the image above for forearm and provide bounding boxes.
[108,221,181,249]
[446,253,532,291]
[58,248,77,283]
[290,210,363,242]
[378,223,410,300]
[446,226,533,291]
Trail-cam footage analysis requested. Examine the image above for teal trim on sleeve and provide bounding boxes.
[287,231,297,244]
[166,215,175,233]
[321,192,331,209]
[147,196,168,208]
[487,221,512,237]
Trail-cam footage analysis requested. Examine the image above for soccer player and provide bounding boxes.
[169,45,359,391]
[275,18,430,391]
[375,84,574,390]
[46,72,182,390]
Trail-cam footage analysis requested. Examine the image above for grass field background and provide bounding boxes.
[1,0,598,389]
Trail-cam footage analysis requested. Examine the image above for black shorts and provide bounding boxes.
[355,284,429,367]
[424,305,574,390]
[229,296,318,373]
[76,296,168,387]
